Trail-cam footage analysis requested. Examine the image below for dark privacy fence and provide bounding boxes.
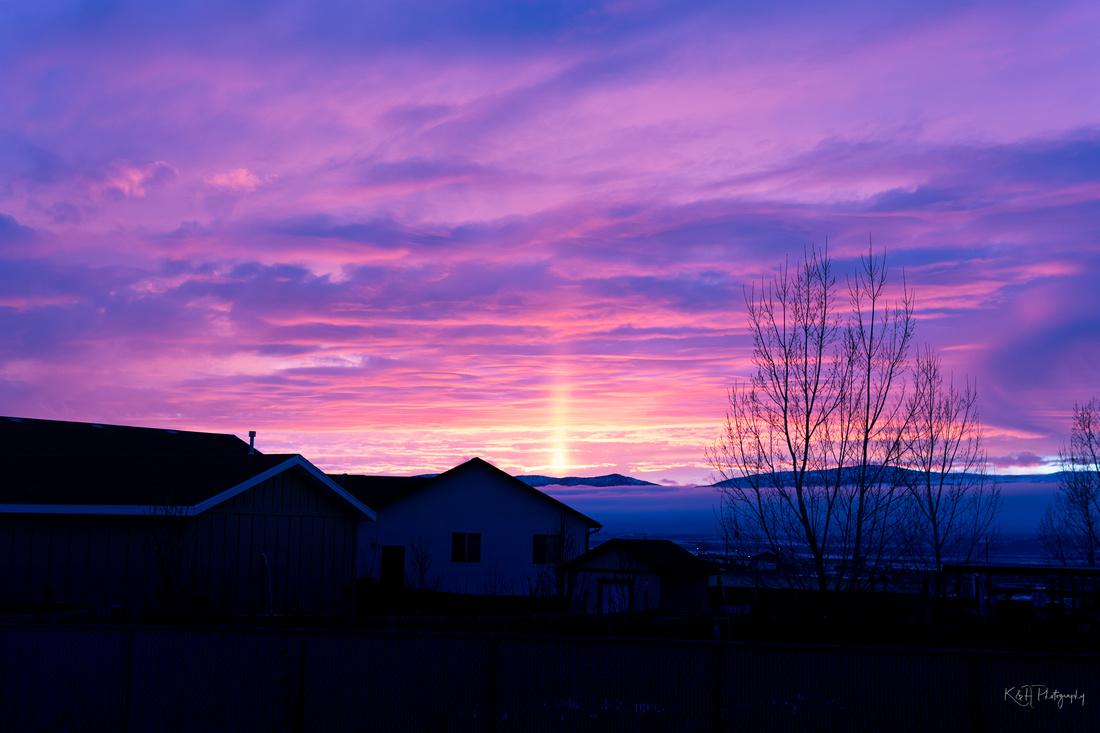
[0,624,1094,732]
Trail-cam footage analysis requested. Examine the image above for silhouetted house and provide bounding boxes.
[0,417,375,616]
[563,539,713,613]
[334,457,601,595]
[751,552,782,572]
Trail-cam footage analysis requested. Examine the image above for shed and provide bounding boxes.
[562,539,713,613]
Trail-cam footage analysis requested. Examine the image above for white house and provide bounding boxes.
[335,457,601,596]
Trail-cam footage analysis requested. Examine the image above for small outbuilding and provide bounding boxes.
[563,538,714,614]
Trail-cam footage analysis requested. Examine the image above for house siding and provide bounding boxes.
[0,469,360,617]
[0,514,148,611]
[358,465,594,595]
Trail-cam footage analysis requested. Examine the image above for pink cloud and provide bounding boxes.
[0,2,1098,485]
[95,160,177,199]
[205,168,262,192]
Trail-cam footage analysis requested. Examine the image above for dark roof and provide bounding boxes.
[329,474,434,508]
[0,416,254,456]
[333,457,601,528]
[563,539,713,576]
[1,453,298,507]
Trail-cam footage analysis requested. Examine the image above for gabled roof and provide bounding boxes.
[334,457,602,528]
[0,415,254,456]
[329,474,435,509]
[562,539,712,576]
[0,453,375,520]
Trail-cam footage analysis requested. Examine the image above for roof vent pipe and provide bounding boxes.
[248,430,256,454]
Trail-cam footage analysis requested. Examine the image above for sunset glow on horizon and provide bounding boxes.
[2,1,1099,484]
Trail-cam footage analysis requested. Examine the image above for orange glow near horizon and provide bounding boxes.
[1,1,1098,483]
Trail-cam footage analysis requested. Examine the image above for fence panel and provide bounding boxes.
[720,644,968,732]
[305,631,490,732]
[975,650,1097,733]
[0,624,1096,732]
[0,625,129,733]
[497,636,712,732]
[128,628,301,733]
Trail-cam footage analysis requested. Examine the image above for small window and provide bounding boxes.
[533,534,563,564]
[451,532,482,563]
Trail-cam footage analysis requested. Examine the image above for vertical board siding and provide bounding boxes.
[67,518,89,604]
[126,520,145,611]
[86,520,109,606]
[310,517,324,614]
[51,519,70,601]
[252,514,266,614]
[0,468,360,617]
[277,515,291,613]
[3,517,31,601]
[103,517,122,606]
[206,470,358,617]
[0,516,10,600]
[236,513,251,615]
[29,518,49,601]
[209,512,226,613]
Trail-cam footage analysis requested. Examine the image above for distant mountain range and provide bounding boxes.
[710,466,1066,489]
[516,473,659,488]
[510,468,1065,489]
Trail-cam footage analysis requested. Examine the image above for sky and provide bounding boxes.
[1,0,1099,486]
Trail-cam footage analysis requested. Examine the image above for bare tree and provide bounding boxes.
[406,536,442,590]
[902,347,1001,594]
[707,244,915,592]
[534,512,582,597]
[483,563,515,595]
[829,246,916,591]
[1039,399,1100,566]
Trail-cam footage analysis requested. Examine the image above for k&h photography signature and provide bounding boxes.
[1004,685,1085,709]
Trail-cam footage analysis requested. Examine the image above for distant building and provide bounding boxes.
[335,457,601,596]
[0,416,375,616]
[563,538,713,613]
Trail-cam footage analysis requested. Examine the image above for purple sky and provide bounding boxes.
[1,1,1099,485]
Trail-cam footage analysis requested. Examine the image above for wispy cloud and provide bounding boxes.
[0,1,1097,482]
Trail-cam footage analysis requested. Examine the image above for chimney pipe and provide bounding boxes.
[248,430,256,454]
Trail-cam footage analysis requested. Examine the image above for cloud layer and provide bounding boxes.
[1,0,1098,482]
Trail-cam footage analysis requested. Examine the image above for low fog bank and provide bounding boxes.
[545,480,1058,547]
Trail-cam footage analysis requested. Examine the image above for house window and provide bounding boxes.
[533,534,563,564]
[451,532,481,563]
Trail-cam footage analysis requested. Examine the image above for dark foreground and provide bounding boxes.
[1,623,1094,732]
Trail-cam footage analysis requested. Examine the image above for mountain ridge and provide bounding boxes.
[512,469,1066,489]
[516,473,659,488]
